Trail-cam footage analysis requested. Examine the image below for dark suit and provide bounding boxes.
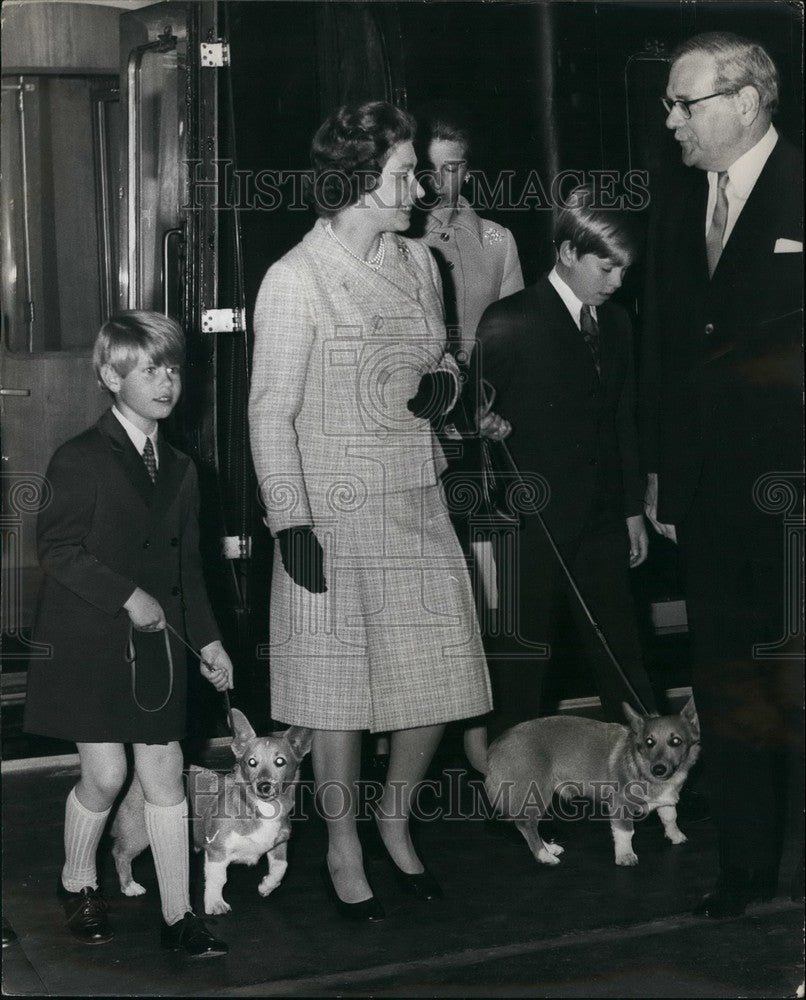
[640,135,804,874]
[24,409,220,744]
[473,274,657,732]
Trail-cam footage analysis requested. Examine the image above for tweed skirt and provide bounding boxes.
[269,484,492,732]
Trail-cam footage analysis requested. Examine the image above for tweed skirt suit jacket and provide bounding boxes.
[248,220,491,732]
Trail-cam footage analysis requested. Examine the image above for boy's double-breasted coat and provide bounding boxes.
[24,409,220,744]
[248,220,492,732]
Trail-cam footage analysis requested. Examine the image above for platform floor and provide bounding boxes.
[2,748,803,998]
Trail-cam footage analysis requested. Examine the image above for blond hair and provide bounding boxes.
[93,311,185,388]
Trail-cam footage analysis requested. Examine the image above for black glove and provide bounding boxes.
[277,526,327,593]
[406,370,456,420]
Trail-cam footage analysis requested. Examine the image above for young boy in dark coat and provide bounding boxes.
[24,311,232,956]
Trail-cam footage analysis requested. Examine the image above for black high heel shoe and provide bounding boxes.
[320,862,385,922]
[370,816,443,901]
[386,858,443,901]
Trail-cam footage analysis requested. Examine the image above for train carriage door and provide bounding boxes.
[1,1,219,680]
[1,4,122,667]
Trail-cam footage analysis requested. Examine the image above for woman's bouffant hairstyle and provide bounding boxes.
[93,311,185,388]
[671,31,779,115]
[309,101,416,217]
[553,184,640,266]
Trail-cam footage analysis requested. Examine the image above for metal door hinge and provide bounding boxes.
[201,308,245,334]
[221,535,252,560]
[200,40,230,68]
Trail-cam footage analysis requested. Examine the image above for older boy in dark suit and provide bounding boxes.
[473,184,657,734]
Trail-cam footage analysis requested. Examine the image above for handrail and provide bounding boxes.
[15,77,35,351]
[162,226,182,317]
[126,27,177,309]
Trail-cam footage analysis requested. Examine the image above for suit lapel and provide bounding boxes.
[97,409,186,512]
[151,434,186,518]
[713,140,783,281]
[596,304,626,391]
[535,277,600,381]
[98,409,155,507]
[682,172,710,284]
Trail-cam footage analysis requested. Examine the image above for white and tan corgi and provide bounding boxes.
[485,699,700,867]
[110,710,312,915]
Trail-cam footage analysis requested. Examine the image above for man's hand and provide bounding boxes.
[199,640,234,692]
[626,514,649,568]
[644,473,677,543]
[124,588,166,631]
[478,408,512,441]
[277,525,327,593]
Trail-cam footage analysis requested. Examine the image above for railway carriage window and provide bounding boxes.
[1,75,119,353]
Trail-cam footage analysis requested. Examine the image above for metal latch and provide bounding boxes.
[200,41,230,68]
[201,308,245,334]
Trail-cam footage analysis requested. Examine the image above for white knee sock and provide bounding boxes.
[62,786,110,892]
[143,799,191,925]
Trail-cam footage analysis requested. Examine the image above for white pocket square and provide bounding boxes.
[774,238,802,253]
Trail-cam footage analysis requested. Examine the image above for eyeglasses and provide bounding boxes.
[660,91,736,119]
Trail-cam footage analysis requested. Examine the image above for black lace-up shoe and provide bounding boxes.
[160,912,228,958]
[57,880,113,944]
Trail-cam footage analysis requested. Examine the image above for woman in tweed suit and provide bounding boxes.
[248,102,492,919]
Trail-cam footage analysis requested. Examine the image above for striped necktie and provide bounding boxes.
[142,437,157,482]
[579,304,601,377]
[706,171,730,277]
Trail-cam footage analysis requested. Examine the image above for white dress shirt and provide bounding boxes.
[705,124,778,245]
[112,406,159,468]
[548,266,597,328]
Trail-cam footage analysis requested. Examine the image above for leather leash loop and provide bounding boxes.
[126,624,174,713]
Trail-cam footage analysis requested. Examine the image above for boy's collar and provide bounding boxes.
[111,405,158,452]
[548,266,596,327]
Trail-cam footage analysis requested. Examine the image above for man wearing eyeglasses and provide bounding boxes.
[640,31,803,919]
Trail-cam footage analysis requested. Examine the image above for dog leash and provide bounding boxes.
[493,433,652,716]
[126,622,235,732]
[453,373,653,717]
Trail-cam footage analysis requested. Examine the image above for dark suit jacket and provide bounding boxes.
[24,408,220,743]
[639,135,804,524]
[473,275,645,547]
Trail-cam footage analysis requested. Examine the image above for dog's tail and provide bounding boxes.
[187,765,219,853]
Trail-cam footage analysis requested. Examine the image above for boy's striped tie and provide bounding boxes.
[142,437,157,482]
[580,304,601,377]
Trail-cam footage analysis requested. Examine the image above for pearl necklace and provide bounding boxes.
[326,222,386,271]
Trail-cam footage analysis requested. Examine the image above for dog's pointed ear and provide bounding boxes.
[230,709,256,757]
[680,696,700,740]
[285,726,313,760]
[622,701,644,735]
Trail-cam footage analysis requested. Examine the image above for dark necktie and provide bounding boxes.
[579,304,601,377]
[705,171,729,277]
[142,437,157,482]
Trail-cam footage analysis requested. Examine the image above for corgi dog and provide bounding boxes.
[485,699,700,867]
[110,710,312,915]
